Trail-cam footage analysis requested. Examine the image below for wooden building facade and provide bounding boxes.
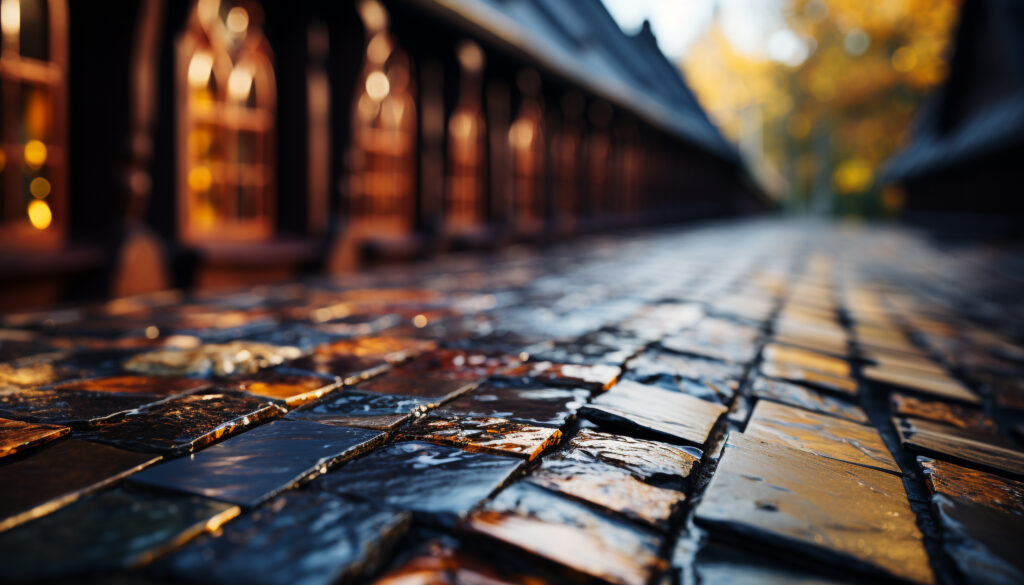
[0,0,760,310]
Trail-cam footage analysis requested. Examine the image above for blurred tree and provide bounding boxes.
[681,0,960,216]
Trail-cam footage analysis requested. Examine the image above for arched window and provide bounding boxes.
[0,0,67,248]
[177,0,275,244]
[509,70,544,234]
[445,41,485,235]
[348,0,417,236]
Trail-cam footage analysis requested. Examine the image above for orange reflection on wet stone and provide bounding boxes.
[919,457,1024,516]
[891,393,998,434]
[52,375,212,396]
[895,417,1024,479]
[400,415,562,460]
[863,365,979,404]
[759,361,858,397]
[695,432,934,585]
[468,483,665,585]
[371,538,566,585]
[527,456,686,530]
[313,336,436,363]
[227,371,342,407]
[761,343,851,378]
[0,418,68,458]
[745,400,899,475]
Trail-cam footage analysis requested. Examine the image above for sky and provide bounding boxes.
[601,0,806,65]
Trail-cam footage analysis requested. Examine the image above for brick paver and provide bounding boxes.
[0,220,1022,584]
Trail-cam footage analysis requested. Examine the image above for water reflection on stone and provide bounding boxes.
[165,491,410,585]
[130,420,383,507]
[468,482,666,585]
[313,441,523,523]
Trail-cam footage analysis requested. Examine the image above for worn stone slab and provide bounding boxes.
[0,387,173,427]
[0,356,80,392]
[0,439,160,531]
[745,400,900,475]
[82,392,282,455]
[355,373,478,401]
[864,365,979,404]
[285,354,390,385]
[0,417,68,458]
[580,380,726,447]
[694,543,862,585]
[0,488,238,581]
[495,361,621,390]
[919,457,1024,516]
[695,432,934,585]
[659,317,762,364]
[761,342,851,378]
[932,494,1024,585]
[399,349,524,381]
[773,330,850,357]
[165,491,410,585]
[123,342,302,377]
[759,361,858,397]
[467,482,666,585]
[399,415,562,460]
[313,441,523,523]
[130,420,383,507]
[435,381,588,427]
[526,455,686,530]
[895,417,1024,480]
[562,429,701,491]
[287,389,433,431]
[891,393,999,434]
[526,329,645,366]
[749,376,868,424]
[313,335,436,363]
[225,369,342,407]
[972,371,1024,412]
[50,375,212,396]
[370,537,564,585]
[626,350,744,393]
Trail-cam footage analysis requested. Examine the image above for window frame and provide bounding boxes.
[0,0,68,250]
[175,0,276,246]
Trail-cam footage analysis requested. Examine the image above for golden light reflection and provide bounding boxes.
[509,119,535,149]
[188,166,213,191]
[23,140,47,168]
[227,64,254,102]
[27,199,51,230]
[0,0,20,37]
[891,47,917,73]
[0,151,6,173]
[29,177,50,198]
[188,51,214,88]
[225,6,248,34]
[366,33,392,64]
[190,128,213,155]
[365,71,390,101]
[457,41,484,73]
[357,0,387,34]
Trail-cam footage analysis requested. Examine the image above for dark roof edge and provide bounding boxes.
[882,91,1024,182]
[406,0,742,164]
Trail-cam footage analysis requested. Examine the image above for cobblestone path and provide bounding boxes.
[0,220,1022,585]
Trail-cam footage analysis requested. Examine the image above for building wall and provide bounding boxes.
[0,0,754,311]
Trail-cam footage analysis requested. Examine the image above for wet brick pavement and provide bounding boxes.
[0,220,1023,585]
